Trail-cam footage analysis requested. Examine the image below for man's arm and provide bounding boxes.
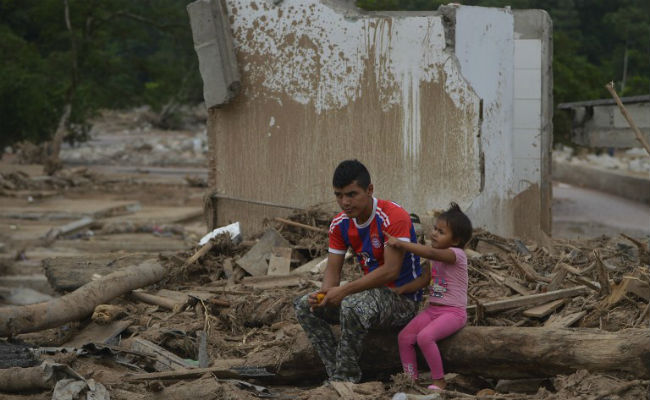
[393,262,430,295]
[308,252,345,308]
[318,245,405,307]
[322,252,345,290]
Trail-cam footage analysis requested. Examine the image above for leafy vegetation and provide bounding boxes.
[0,0,202,152]
[1,0,648,151]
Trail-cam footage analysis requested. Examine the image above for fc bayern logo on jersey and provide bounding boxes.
[371,237,382,248]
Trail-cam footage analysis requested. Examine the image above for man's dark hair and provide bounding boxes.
[332,159,371,189]
[438,202,473,248]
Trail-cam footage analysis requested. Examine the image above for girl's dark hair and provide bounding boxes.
[438,202,472,248]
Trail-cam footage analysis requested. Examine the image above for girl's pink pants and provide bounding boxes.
[398,304,467,380]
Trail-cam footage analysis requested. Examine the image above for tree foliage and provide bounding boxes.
[0,0,202,151]
[2,1,648,151]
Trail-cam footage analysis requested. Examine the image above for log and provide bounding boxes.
[0,259,165,336]
[247,325,650,382]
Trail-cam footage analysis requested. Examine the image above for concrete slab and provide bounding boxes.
[553,160,650,205]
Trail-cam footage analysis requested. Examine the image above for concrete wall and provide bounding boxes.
[191,0,552,240]
[512,10,553,237]
[567,102,650,148]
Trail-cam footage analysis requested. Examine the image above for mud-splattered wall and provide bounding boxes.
[192,0,551,239]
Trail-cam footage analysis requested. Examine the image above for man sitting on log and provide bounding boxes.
[294,159,423,383]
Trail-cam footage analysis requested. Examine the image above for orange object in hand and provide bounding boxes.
[316,293,325,304]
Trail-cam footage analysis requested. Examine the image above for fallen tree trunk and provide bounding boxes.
[247,325,650,382]
[0,259,165,336]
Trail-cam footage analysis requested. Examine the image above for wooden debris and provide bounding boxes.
[236,228,291,276]
[131,290,187,311]
[183,240,216,268]
[522,299,566,318]
[466,286,589,314]
[64,320,132,348]
[593,250,612,296]
[604,275,650,308]
[330,381,357,399]
[620,233,650,265]
[605,81,650,155]
[197,330,209,368]
[487,271,533,295]
[91,304,127,324]
[274,217,327,234]
[123,359,253,381]
[267,246,292,275]
[509,255,551,283]
[0,364,55,392]
[43,253,154,292]
[240,274,308,290]
[0,259,165,336]
[546,267,567,292]
[544,311,587,328]
[247,324,650,381]
[291,256,327,274]
[131,338,195,371]
[42,216,94,242]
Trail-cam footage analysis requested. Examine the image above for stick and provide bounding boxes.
[593,250,612,296]
[184,241,216,267]
[605,82,650,155]
[274,217,327,234]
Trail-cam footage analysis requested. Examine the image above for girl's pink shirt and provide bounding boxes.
[428,247,468,308]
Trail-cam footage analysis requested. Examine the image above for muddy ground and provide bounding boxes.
[0,110,648,400]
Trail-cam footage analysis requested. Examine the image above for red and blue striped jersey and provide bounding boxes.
[328,197,422,301]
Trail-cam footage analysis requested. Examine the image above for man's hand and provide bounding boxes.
[307,291,323,309]
[390,286,405,295]
[316,286,347,308]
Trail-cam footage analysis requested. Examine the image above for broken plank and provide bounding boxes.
[131,338,195,371]
[123,359,250,381]
[267,246,292,275]
[544,311,587,328]
[605,276,650,307]
[330,381,357,400]
[63,320,132,347]
[240,274,306,290]
[274,217,327,234]
[292,256,328,275]
[467,286,588,314]
[509,256,552,283]
[236,228,291,276]
[546,267,567,292]
[523,299,566,318]
[131,290,186,310]
[42,216,94,241]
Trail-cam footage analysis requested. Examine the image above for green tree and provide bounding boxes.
[0,0,202,166]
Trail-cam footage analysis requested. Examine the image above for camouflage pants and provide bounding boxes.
[294,287,418,382]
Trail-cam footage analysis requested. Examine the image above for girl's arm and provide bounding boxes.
[384,232,456,264]
[393,262,431,295]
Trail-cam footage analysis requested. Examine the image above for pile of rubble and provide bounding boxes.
[0,205,648,400]
[553,145,650,177]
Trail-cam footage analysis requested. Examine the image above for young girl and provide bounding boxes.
[384,202,472,391]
